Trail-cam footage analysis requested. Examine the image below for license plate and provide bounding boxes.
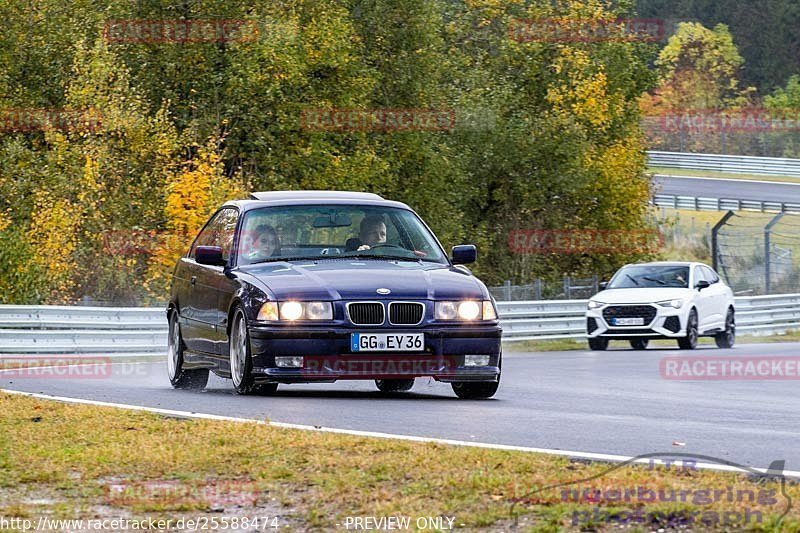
[613,317,645,326]
[350,333,424,352]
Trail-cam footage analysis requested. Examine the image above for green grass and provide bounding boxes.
[504,330,800,353]
[648,166,800,184]
[2,392,799,531]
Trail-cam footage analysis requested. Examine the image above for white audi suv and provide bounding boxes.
[585,261,735,350]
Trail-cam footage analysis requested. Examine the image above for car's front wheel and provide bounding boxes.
[588,337,609,351]
[451,353,501,399]
[375,379,415,393]
[167,310,209,389]
[715,308,735,349]
[229,306,278,395]
[630,339,649,350]
[678,309,699,350]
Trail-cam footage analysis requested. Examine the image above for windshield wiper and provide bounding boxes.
[246,256,321,265]
[642,276,666,285]
[342,253,422,262]
[625,274,640,286]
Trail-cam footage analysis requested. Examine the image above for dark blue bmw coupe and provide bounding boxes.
[166,191,501,398]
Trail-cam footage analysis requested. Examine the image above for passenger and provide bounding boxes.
[245,224,281,260]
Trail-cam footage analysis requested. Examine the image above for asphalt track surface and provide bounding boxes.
[3,342,800,472]
[653,174,800,204]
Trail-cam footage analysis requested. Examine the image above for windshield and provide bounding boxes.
[607,265,690,289]
[236,205,448,265]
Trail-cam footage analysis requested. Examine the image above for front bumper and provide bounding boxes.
[586,305,686,340]
[247,325,502,383]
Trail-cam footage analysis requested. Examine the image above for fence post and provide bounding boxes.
[564,276,571,299]
[534,279,542,300]
[711,210,734,272]
[764,213,784,294]
[504,280,512,301]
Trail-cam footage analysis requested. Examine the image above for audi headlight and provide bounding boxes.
[258,301,333,321]
[435,300,496,320]
[657,299,684,309]
[587,300,604,310]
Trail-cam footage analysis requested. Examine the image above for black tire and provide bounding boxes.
[167,310,209,389]
[452,380,499,399]
[588,337,609,351]
[375,379,415,393]
[451,353,501,399]
[715,308,735,349]
[229,306,274,395]
[630,339,649,350]
[678,309,699,350]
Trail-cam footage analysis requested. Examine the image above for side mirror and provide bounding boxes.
[696,280,710,291]
[195,245,226,266]
[599,281,608,290]
[451,244,477,265]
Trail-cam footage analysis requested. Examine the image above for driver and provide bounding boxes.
[356,215,387,251]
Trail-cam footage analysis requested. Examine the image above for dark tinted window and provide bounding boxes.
[190,208,239,262]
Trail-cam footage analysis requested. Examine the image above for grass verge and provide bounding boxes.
[649,167,800,184]
[504,330,800,353]
[1,392,798,531]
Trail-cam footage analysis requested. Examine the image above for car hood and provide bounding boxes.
[237,260,487,301]
[591,288,694,304]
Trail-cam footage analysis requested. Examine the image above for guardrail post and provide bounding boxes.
[504,280,512,301]
[564,276,571,299]
[534,279,542,300]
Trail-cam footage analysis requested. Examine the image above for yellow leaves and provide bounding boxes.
[546,49,617,130]
[26,192,82,302]
[144,140,247,299]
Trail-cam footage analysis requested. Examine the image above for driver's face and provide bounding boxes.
[360,222,386,247]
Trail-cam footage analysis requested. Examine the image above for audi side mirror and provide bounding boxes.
[696,280,710,291]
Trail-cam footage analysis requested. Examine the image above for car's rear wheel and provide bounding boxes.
[375,379,415,393]
[630,339,649,350]
[715,308,735,349]
[167,310,209,389]
[678,309,699,350]
[230,307,277,395]
[588,337,609,351]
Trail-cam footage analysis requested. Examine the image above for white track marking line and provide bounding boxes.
[653,174,800,187]
[2,387,797,478]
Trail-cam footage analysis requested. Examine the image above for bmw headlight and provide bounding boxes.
[257,301,333,321]
[587,300,604,310]
[657,299,684,309]
[435,300,496,320]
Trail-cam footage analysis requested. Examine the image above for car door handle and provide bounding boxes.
[190,276,197,285]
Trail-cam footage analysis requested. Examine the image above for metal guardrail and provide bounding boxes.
[1,295,799,354]
[652,194,800,214]
[498,293,800,342]
[648,151,800,177]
